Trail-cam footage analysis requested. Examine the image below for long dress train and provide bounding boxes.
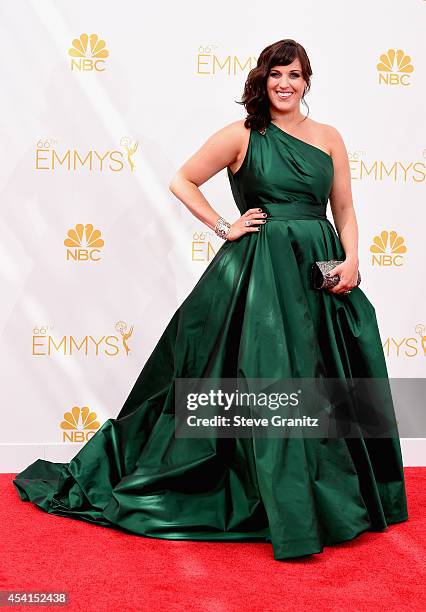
[13,121,408,560]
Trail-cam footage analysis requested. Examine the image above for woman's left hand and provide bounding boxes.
[326,258,359,294]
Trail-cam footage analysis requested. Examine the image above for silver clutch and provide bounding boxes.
[310,259,361,290]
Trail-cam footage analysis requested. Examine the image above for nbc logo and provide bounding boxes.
[60,406,101,443]
[370,230,407,266]
[64,224,105,262]
[68,33,109,71]
[377,49,414,86]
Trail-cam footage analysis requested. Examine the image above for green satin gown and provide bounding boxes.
[13,121,409,560]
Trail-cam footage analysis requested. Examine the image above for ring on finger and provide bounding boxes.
[244,220,252,226]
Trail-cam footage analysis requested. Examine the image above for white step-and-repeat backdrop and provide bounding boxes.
[1,0,424,471]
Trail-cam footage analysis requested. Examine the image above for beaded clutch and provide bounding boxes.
[310,259,361,290]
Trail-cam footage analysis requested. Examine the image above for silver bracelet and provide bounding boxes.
[214,216,231,240]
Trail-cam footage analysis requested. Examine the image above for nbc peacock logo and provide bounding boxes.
[60,406,101,443]
[64,224,105,262]
[370,230,407,266]
[68,33,109,71]
[377,49,414,86]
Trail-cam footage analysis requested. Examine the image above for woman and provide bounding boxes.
[13,39,408,560]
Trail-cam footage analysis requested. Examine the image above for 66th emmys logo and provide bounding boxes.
[370,230,407,266]
[197,45,257,76]
[64,224,105,262]
[35,137,139,172]
[192,229,221,262]
[32,321,134,357]
[377,48,414,86]
[383,324,426,358]
[60,406,101,443]
[68,33,109,71]
[348,150,426,182]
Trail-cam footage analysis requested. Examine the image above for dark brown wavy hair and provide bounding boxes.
[236,39,313,132]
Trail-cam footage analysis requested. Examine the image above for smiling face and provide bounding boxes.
[266,58,306,113]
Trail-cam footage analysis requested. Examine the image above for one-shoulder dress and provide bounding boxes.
[13,121,409,560]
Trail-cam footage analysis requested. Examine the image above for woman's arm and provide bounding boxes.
[328,126,359,264]
[169,120,264,240]
[326,126,360,293]
[168,121,243,231]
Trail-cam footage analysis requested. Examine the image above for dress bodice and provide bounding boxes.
[227,121,334,218]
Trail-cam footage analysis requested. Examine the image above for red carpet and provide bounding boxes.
[2,468,425,611]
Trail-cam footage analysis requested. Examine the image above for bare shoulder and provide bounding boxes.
[219,119,250,145]
[209,118,248,139]
[202,119,249,151]
[222,119,251,175]
[293,118,337,157]
[318,121,348,158]
[224,118,249,132]
[202,119,250,175]
[170,119,251,188]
